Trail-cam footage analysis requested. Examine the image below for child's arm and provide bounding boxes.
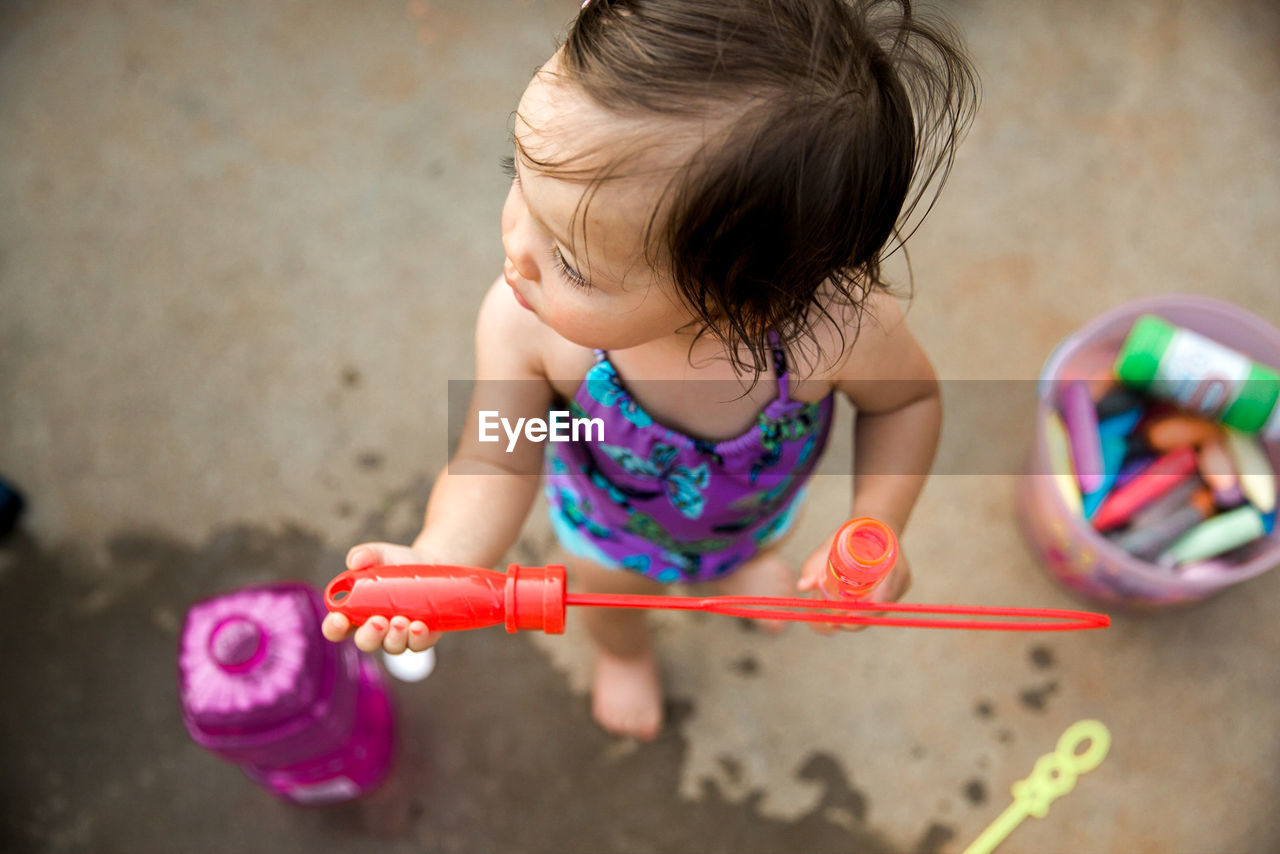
[796,293,942,607]
[322,279,555,652]
[409,279,557,567]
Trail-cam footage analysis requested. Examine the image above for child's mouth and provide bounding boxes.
[503,261,535,311]
[511,288,534,312]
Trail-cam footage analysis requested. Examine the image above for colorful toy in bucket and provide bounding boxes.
[1115,314,1280,438]
[178,583,395,804]
[1020,295,1280,609]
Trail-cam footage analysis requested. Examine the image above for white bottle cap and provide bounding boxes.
[381,646,437,682]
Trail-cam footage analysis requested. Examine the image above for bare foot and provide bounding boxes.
[592,648,663,741]
[713,551,795,633]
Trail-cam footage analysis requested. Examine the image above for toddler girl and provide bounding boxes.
[324,0,977,740]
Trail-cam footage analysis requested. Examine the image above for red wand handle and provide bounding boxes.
[325,563,568,633]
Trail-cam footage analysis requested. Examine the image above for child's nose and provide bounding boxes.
[501,223,541,284]
[499,183,541,283]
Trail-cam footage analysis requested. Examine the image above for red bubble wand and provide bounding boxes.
[324,520,1110,634]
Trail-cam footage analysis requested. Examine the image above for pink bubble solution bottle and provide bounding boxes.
[820,517,899,600]
[177,582,395,805]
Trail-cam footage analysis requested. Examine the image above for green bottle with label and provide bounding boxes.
[1114,315,1280,440]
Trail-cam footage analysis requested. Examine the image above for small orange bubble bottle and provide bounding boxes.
[820,517,898,600]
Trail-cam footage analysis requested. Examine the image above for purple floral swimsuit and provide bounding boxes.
[545,339,834,583]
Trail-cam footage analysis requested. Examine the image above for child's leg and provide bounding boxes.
[710,548,795,633]
[566,556,666,741]
[711,495,806,630]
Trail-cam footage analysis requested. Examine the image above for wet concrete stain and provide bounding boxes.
[974,699,994,719]
[356,451,385,470]
[0,519,910,854]
[795,752,868,824]
[1029,645,1055,670]
[963,778,988,806]
[718,755,743,785]
[341,366,362,388]
[913,821,956,854]
[1019,681,1060,712]
[730,654,760,676]
[996,728,1014,744]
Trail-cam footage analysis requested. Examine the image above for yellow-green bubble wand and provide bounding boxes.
[962,719,1111,854]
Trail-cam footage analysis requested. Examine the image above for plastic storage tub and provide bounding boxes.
[1017,295,1280,609]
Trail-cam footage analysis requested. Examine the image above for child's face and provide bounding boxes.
[501,54,696,351]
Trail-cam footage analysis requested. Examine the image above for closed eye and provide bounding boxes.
[553,247,592,291]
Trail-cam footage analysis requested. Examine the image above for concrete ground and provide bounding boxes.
[2,1,1278,852]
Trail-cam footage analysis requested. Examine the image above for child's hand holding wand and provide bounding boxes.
[321,543,446,654]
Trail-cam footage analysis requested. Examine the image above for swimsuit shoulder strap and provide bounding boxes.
[768,331,791,403]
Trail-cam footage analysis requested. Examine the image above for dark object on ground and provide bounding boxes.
[0,477,25,538]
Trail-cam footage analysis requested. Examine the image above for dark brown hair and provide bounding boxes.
[546,0,977,376]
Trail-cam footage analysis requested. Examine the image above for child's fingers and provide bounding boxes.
[347,546,374,569]
[795,557,824,592]
[383,617,410,655]
[866,561,913,605]
[353,616,390,653]
[833,560,912,633]
[321,611,352,642]
[406,621,440,652]
[346,542,425,570]
[796,535,835,592]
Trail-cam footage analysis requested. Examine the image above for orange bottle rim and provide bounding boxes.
[833,517,897,569]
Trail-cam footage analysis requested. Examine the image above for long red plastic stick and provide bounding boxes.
[564,592,1109,632]
[324,564,1110,634]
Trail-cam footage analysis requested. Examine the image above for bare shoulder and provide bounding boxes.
[790,291,937,408]
[829,291,924,380]
[475,277,555,381]
[475,278,594,394]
